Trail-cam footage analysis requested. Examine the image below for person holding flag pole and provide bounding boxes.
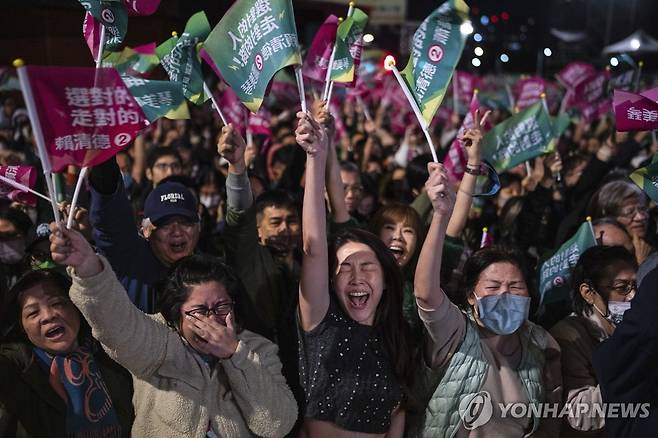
[385,55,439,163]
[13,59,61,224]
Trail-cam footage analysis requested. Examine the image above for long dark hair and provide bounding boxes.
[158,255,245,332]
[329,228,418,390]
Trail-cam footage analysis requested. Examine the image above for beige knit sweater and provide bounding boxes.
[68,256,298,438]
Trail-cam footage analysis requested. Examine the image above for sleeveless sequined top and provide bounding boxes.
[297,297,403,433]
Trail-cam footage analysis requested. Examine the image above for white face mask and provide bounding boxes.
[607,301,631,325]
[200,194,221,209]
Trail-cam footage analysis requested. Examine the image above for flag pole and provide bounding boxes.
[294,65,308,113]
[67,24,107,229]
[452,70,459,115]
[357,95,372,121]
[203,82,228,126]
[13,59,62,223]
[245,111,253,146]
[480,227,489,248]
[586,216,597,243]
[323,2,355,102]
[634,60,643,92]
[384,55,438,163]
[0,174,52,203]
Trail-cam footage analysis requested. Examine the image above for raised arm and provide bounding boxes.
[446,109,490,238]
[314,101,350,224]
[297,112,330,331]
[414,163,456,310]
[49,224,168,378]
[219,124,253,212]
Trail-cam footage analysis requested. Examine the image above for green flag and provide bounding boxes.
[102,43,160,77]
[481,101,555,172]
[630,156,658,203]
[79,0,128,52]
[156,11,211,104]
[202,0,302,112]
[400,0,469,124]
[551,112,572,138]
[121,75,190,121]
[538,221,597,305]
[330,8,368,84]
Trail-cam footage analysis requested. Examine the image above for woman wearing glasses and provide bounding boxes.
[47,225,297,438]
[550,245,637,438]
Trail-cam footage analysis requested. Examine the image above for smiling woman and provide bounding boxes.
[0,269,134,437]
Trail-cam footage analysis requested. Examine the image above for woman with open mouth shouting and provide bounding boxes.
[295,109,420,438]
[0,269,134,437]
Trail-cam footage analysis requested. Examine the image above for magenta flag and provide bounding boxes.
[302,15,339,83]
[0,165,37,207]
[556,62,595,89]
[514,77,545,110]
[444,93,488,182]
[23,66,148,172]
[641,87,658,102]
[455,71,481,106]
[249,107,272,136]
[219,86,248,136]
[572,70,609,122]
[614,89,658,132]
[124,0,160,16]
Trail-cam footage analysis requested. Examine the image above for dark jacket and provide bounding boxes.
[89,160,167,313]
[0,341,134,438]
[592,264,658,437]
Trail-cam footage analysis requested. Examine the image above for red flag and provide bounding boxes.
[21,66,149,172]
[302,15,339,83]
[249,107,272,137]
[0,165,37,207]
[614,89,658,132]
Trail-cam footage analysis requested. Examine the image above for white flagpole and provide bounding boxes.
[384,56,438,163]
[203,82,228,126]
[245,111,253,146]
[294,65,308,113]
[14,60,62,223]
[0,174,52,203]
[323,2,355,101]
[357,95,372,121]
[452,70,459,115]
[67,24,107,229]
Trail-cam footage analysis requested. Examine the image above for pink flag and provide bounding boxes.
[444,93,481,182]
[480,227,493,248]
[514,77,546,110]
[0,166,37,207]
[249,107,272,136]
[83,13,103,61]
[22,66,148,172]
[123,0,160,16]
[614,89,658,132]
[556,62,595,89]
[641,87,658,102]
[302,15,339,83]
[455,71,480,106]
[219,86,248,136]
[573,70,609,122]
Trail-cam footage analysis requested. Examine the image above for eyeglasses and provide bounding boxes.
[602,280,637,296]
[184,302,234,319]
[154,162,182,172]
[617,205,649,219]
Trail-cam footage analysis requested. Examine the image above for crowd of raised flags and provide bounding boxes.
[1,0,658,325]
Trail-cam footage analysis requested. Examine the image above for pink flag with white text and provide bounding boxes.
[302,15,339,83]
[556,62,595,89]
[0,165,37,207]
[219,86,248,136]
[514,77,546,111]
[614,89,658,132]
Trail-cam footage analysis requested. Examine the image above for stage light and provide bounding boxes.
[472,58,481,67]
[500,53,509,63]
[460,21,474,35]
[474,33,483,42]
[631,38,641,50]
[363,33,374,43]
[610,57,619,67]
[544,48,552,57]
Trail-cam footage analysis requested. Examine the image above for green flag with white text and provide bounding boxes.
[202,0,302,112]
[156,11,211,104]
[481,101,555,172]
[630,155,658,204]
[400,0,469,124]
[121,75,190,121]
[538,221,597,305]
[330,8,368,85]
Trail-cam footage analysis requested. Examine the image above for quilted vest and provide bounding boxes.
[421,319,547,438]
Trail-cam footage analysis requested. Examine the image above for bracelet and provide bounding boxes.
[464,164,483,176]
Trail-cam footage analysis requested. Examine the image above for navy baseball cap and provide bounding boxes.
[144,182,199,226]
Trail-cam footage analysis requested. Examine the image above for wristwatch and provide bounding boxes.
[464,164,483,176]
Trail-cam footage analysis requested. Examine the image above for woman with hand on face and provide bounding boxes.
[410,161,562,436]
[47,224,297,438]
[550,245,637,438]
[295,110,418,438]
[0,269,134,438]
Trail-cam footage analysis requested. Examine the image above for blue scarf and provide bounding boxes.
[34,338,121,438]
